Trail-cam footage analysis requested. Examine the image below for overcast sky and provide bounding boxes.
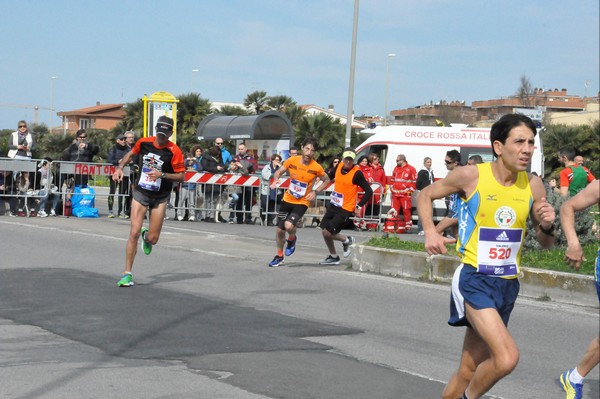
[1,0,598,130]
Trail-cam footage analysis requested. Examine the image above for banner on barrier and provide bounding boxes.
[59,162,130,176]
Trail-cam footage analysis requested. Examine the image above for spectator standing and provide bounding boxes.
[7,121,35,211]
[201,146,226,223]
[559,179,600,399]
[324,157,341,178]
[319,148,372,265]
[231,143,258,224]
[191,145,204,221]
[123,130,137,216]
[390,154,417,231]
[416,157,435,235]
[367,152,387,230]
[37,159,60,217]
[260,153,283,226]
[467,154,484,165]
[178,148,201,221]
[288,147,298,158]
[353,156,372,230]
[558,147,595,197]
[62,129,100,186]
[418,113,555,399]
[107,134,130,218]
[267,138,329,267]
[112,116,185,287]
[214,138,234,221]
[574,155,584,166]
[7,120,35,159]
[215,137,233,167]
[435,150,462,238]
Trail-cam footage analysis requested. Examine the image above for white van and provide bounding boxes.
[355,124,544,221]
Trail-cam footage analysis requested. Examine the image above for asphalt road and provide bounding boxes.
[0,213,598,399]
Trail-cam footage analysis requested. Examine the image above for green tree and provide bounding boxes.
[244,90,268,114]
[176,92,212,150]
[118,98,144,133]
[295,113,345,165]
[266,95,296,112]
[541,123,599,177]
[284,105,306,128]
[218,105,251,116]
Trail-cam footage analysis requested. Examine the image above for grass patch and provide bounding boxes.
[365,236,596,276]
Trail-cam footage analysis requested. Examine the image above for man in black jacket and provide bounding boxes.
[62,129,100,186]
[415,156,434,235]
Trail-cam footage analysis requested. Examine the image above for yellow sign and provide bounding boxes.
[143,91,179,142]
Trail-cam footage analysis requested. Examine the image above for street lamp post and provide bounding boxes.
[50,76,58,130]
[191,69,199,92]
[384,53,396,126]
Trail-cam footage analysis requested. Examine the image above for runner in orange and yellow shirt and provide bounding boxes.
[319,148,373,265]
[267,138,329,267]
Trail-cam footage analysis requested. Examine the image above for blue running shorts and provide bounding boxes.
[449,264,520,328]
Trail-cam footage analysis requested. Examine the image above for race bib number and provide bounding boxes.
[138,166,162,191]
[289,179,308,199]
[477,227,522,277]
[330,191,343,207]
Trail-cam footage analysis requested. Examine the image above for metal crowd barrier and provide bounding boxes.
[0,157,132,217]
[176,171,386,229]
[0,157,44,216]
[1,158,387,229]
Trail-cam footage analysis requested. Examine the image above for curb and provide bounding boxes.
[351,245,598,308]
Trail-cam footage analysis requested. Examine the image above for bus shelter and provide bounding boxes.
[195,111,294,160]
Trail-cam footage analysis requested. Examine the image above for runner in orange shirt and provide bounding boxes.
[267,138,329,267]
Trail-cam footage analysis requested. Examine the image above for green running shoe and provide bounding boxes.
[141,227,152,255]
[117,272,134,287]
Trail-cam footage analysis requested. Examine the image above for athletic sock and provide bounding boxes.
[288,235,296,242]
[570,367,584,384]
[343,238,350,244]
[277,250,283,257]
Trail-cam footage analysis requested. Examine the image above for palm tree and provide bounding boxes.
[176,92,212,150]
[284,105,306,128]
[541,123,599,177]
[244,90,268,114]
[218,105,252,116]
[295,113,345,165]
[120,98,144,133]
[266,95,296,112]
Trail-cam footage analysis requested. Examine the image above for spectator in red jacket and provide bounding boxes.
[353,156,372,230]
[390,154,417,230]
[366,153,386,230]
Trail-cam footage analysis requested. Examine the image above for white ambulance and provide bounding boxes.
[355,124,544,221]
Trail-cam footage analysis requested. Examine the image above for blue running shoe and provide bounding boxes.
[269,255,285,267]
[284,237,297,256]
[560,369,583,399]
[140,227,152,255]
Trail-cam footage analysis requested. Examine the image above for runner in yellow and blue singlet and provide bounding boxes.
[449,162,532,327]
[417,114,556,399]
